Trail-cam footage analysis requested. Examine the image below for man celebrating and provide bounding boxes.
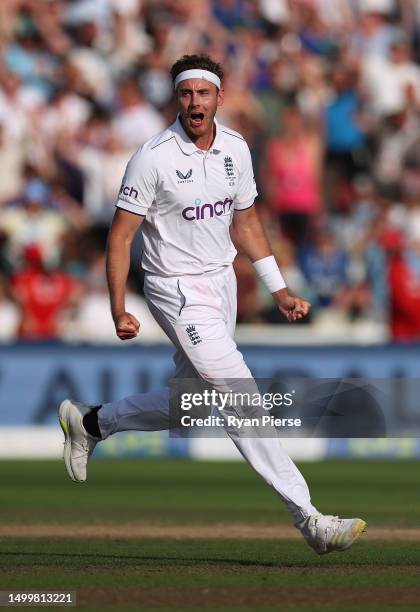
[59,54,366,555]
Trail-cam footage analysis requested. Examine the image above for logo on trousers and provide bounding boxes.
[186,325,202,345]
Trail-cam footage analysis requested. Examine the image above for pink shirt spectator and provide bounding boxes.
[267,133,322,215]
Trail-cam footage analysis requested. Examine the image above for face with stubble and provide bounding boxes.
[176,78,224,149]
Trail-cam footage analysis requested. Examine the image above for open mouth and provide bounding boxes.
[189,112,204,127]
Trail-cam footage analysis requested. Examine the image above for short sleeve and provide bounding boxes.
[115,147,157,216]
[234,143,258,210]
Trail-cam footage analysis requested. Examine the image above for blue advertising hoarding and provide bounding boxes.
[0,343,419,458]
[1,342,420,426]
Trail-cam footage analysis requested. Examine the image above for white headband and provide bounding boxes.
[174,69,221,90]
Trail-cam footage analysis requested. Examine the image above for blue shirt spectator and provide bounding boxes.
[299,232,348,308]
[325,67,366,154]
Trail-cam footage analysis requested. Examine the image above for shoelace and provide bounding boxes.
[71,438,96,459]
[71,441,90,459]
[71,413,97,456]
[325,516,345,538]
[315,515,344,538]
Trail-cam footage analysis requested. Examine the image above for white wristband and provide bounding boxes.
[253,255,286,293]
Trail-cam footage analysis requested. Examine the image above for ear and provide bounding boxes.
[217,87,224,107]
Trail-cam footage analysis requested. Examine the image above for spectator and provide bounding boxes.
[0,274,19,341]
[111,79,165,151]
[1,178,67,266]
[374,109,420,198]
[351,9,399,59]
[388,233,420,341]
[78,118,130,221]
[212,0,249,29]
[66,21,114,106]
[40,86,91,142]
[362,34,420,118]
[70,259,163,342]
[0,71,42,144]
[265,106,323,243]
[299,229,349,308]
[325,64,367,170]
[10,244,81,340]
[2,0,420,339]
[324,64,369,208]
[0,122,26,202]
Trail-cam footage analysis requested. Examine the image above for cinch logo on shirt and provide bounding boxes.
[182,197,233,221]
[119,184,139,199]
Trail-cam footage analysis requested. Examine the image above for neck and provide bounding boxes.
[180,117,216,151]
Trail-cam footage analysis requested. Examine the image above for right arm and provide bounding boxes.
[106,208,144,340]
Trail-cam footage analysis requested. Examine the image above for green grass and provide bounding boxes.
[0,459,419,527]
[0,459,419,610]
[1,543,419,611]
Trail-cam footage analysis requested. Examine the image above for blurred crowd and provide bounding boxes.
[2,0,420,342]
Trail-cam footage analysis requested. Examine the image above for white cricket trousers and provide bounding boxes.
[99,265,317,524]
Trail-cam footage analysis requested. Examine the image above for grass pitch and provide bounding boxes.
[0,459,419,610]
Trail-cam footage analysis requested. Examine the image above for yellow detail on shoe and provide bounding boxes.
[329,520,367,551]
[354,519,367,536]
[346,520,366,546]
[59,417,68,435]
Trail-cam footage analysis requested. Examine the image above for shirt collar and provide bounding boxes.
[171,116,224,155]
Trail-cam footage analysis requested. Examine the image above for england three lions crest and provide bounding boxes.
[223,156,236,186]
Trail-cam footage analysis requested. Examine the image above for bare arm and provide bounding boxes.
[106,208,144,339]
[231,206,311,321]
[231,205,272,262]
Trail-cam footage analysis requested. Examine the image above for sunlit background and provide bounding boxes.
[1,0,420,461]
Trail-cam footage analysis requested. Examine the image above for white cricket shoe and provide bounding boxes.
[59,399,100,483]
[300,514,367,555]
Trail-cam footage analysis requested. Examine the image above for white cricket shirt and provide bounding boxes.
[115,117,258,276]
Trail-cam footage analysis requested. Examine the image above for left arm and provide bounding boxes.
[231,206,311,321]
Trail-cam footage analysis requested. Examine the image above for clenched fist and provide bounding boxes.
[114,312,140,340]
[275,290,311,322]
